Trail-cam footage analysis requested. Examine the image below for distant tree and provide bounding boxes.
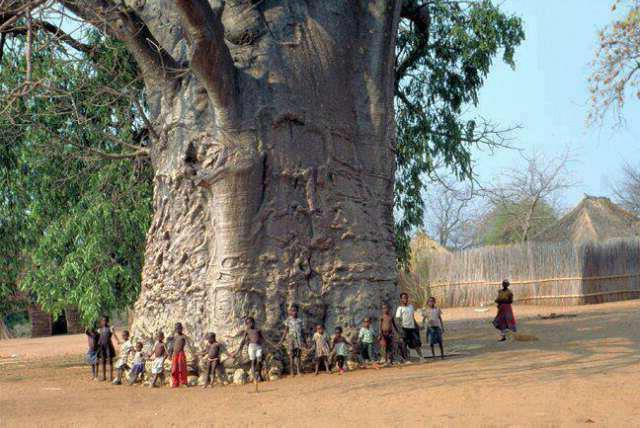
[588,0,640,126]
[612,162,640,214]
[423,175,480,249]
[482,150,574,243]
[474,199,557,246]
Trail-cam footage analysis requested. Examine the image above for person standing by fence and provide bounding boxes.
[493,280,517,341]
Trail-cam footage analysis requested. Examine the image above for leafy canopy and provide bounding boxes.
[395,0,524,266]
[0,30,152,325]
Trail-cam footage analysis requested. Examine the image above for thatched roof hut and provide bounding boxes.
[534,196,640,243]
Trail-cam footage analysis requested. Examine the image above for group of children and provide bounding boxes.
[85,293,445,387]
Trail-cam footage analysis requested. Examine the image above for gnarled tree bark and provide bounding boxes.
[60,0,403,348]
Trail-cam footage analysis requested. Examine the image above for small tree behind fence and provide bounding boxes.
[426,238,640,307]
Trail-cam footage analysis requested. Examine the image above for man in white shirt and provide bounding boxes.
[395,292,423,359]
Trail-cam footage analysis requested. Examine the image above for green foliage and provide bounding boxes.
[395,0,525,266]
[476,200,557,246]
[0,31,152,325]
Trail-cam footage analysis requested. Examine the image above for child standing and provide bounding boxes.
[395,293,423,359]
[379,303,399,364]
[97,316,116,381]
[128,341,146,384]
[201,332,224,388]
[113,330,133,385]
[358,318,375,363]
[170,322,189,388]
[85,326,99,380]
[331,326,351,374]
[233,317,264,382]
[312,325,331,375]
[280,305,305,376]
[149,331,166,388]
[426,297,445,359]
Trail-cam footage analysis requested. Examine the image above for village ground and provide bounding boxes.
[1,301,639,427]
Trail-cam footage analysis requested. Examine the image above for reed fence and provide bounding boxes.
[425,238,640,307]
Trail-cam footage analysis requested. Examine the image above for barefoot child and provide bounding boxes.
[426,297,445,359]
[280,305,305,376]
[312,325,331,375]
[85,326,99,380]
[233,317,264,382]
[128,341,146,384]
[201,332,224,388]
[331,326,351,374]
[113,330,133,385]
[171,322,189,388]
[358,317,375,363]
[395,293,423,359]
[149,331,166,388]
[97,316,117,381]
[379,303,399,364]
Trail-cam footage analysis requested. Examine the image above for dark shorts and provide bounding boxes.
[289,347,301,358]
[97,343,115,361]
[402,327,422,349]
[130,363,145,375]
[380,332,393,350]
[427,326,443,345]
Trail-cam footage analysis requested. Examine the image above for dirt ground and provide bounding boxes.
[1,300,640,427]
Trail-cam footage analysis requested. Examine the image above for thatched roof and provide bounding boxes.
[534,196,640,243]
[410,232,450,256]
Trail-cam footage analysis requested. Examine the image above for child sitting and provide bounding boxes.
[113,330,133,385]
[312,325,331,375]
[331,326,351,375]
[201,332,224,388]
[128,341,146,384]
[358,317,375,363]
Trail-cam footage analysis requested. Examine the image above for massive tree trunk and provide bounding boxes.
[106,0,401,348]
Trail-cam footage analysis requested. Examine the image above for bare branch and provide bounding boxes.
[1,19,94,54]
[612,162,640,215]
[483,148,577,242]
[175,0,238,129]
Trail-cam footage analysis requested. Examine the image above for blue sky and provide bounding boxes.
[469,0,639,209]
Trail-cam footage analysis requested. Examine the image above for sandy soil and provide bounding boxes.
[1,300,640,427]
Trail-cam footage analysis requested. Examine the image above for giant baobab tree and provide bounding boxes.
[1,0,524,346]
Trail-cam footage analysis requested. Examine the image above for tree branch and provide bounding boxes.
[1,19,95,55]
[175,0,238,129]
[117,9,181,85]
[57,0,180,86]
[396,0,431,87]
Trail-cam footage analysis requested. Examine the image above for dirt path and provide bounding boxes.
[2,301,640,427]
